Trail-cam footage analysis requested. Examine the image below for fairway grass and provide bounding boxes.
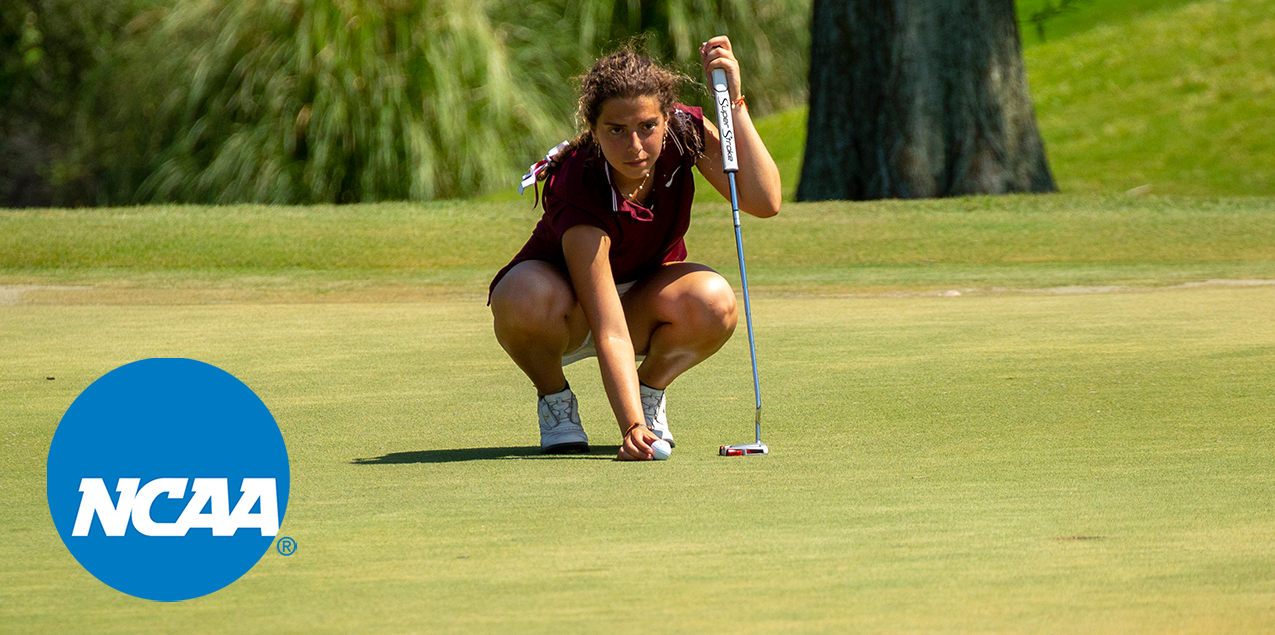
[4,195,1275,301]
[4,286,1274,633]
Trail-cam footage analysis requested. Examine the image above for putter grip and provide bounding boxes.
[711,68,739,173]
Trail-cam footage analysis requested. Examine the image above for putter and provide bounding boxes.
[710,66,768,457]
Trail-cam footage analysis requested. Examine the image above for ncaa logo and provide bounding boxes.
[46,359,290,602]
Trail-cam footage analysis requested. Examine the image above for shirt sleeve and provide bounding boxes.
[547,200,616,241]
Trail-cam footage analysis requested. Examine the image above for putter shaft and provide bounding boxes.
[728,171,762,444]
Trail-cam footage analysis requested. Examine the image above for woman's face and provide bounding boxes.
[591,95,667,187]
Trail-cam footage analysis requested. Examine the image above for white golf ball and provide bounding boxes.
[651,439,672,461]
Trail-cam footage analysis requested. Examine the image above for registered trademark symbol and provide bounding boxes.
[277,537,296,556]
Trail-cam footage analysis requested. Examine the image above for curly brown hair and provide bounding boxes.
[543,47,703,178]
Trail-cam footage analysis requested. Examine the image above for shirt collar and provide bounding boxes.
[602,160,656,222]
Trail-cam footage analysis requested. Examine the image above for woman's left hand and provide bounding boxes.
[700,36,741,102]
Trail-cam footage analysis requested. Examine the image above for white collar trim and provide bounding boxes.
[604,163,619,212]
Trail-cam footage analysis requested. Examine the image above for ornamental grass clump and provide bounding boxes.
[90,0,560,204]
[73,0,810,205]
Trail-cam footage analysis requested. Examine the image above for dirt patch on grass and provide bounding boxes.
[0,285,93,305]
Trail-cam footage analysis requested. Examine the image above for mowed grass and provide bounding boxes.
[3,285,1274,633]
[1028,0,1275,196]
[757,0,1275,199]
[4,195,1275,301]
[1015,0,1204,46]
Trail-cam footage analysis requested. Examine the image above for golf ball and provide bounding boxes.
[651,439,672,460]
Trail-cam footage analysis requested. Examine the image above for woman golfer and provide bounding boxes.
[489,37,781,461]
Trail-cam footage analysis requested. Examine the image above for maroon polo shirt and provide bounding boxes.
[489,105,705,302]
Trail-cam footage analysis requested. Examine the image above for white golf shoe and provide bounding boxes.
[539,385,589,454]
[640,383,674,447]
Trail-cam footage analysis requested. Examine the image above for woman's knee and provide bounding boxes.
[491,263,577,338]
[673,273,737,340]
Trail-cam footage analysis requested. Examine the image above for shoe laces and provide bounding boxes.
[640,389,663,424]
[544,396,576,428]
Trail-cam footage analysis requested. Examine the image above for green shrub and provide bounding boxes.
[0,0,157,206]
[78,0,566,204]
[4,0,810,206]
[71,0,809,205]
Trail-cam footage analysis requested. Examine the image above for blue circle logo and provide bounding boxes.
[47,359,290,602]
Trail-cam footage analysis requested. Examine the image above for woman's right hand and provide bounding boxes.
[617,423,659,461]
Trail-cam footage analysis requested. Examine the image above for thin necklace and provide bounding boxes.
[618,131,666,203]
[626,171,652,202]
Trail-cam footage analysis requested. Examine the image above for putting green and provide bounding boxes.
[3,285,1273,633]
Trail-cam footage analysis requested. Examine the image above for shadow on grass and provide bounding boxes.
[351,445,623,464]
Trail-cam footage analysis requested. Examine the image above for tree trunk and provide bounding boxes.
[797,0,1056,201]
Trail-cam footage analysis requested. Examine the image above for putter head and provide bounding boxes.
[719,442,769,456]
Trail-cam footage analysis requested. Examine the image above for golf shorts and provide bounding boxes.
[562,281,644,366]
